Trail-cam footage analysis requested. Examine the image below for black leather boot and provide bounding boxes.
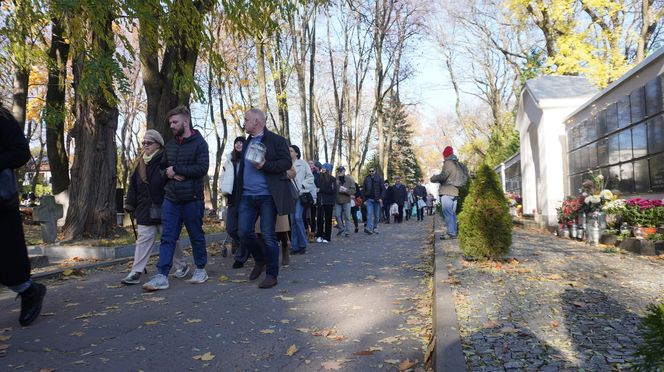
[18,282,46,326]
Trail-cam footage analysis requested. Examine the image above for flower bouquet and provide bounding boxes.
[621,198,664,232]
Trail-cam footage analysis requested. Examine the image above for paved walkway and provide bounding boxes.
[0,218,434,371]
[439,224,664,371]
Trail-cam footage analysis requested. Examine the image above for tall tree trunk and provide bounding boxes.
[45,16,71,195]
[12,68,29,132]
[140,0,209,139]
[292,12,309,158]
[308,17,317,160]
[255,37,269,113]
[63,15,119,240]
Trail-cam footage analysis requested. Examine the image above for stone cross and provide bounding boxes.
[33,195,63,244]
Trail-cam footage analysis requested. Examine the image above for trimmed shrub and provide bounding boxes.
[456,180,471,214]
[635,302,664,371]
[457,163,512,260]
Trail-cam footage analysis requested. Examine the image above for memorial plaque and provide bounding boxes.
[632,122,647,158]
[649,153,664,192]
[619,129,633,163]
[608,133,620,165]
[596,110,607,137]
[608,165,621,190]
[618,95,631,127]
[630,86,646,122]
[588,142,598,168]
[648,115,664,154]
[645,76,663,116]
[570,174,582,194]
[579,145,589,171]
[567,128,574,150]
[606,103,619,133]
[578,120,588,146]
[634,159,650,193]
[597,138,609,167]
[586,116,597,142]
[620,162,635,193]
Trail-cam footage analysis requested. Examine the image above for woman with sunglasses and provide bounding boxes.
[121,130,187,284]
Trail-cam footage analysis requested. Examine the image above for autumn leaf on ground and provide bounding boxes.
[145,297,165,302]
[218,275,229,281]
[399,359,418,371]
[378,336,400,344]
[144,320,160,325]
[295,328,311,333]
[285,344,298,356]
[62,269,73,276]
[69,331,84,337]
[384,359,400,364]
[38,369,56,372]
[352,350,375,356]
[321,359,349,370]
[481,320,499,329]
[0,344,10,351]
[274,295,295,301]
[260,329,275,334]
[186,319,202,324]
[192,352,215,361]
[280,319,290,324]
[0,335,11,341]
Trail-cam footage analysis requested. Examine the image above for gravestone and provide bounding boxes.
[33,195,63,244]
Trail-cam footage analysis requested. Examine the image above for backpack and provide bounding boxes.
[449,160,469,187]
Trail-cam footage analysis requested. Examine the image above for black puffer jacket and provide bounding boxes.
[315,173,337,206]
[161,130,209,203]
[125,151,166,225]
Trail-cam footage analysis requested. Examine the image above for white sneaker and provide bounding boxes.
[142,274,169,291]
[322,239,329,244]
[188,268,208,284]
[316,237,323,243]
[174,264,190,279]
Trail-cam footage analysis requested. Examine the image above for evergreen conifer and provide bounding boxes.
[457,163,512,259]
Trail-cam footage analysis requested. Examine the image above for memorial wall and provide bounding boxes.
[567,76,664,195]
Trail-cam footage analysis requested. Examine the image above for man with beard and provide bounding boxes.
[143,105,210,291]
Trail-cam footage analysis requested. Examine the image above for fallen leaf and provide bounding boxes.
[145,297,165,302]
[369,346,383,352]
[379,336,400,344]
[572,301,588,308]
[0,335,11,341]
[260,329,275,334]
[144,320,160,325]
[38,369,56,372]
[69,331,84,337]
[230,279,247,283]
[105,284,123,289]
[274,295,295,301]
[280,319,290,324]
[399,359,418,371]
[384,359,400,364]
[63,269,73,276]
[186,319,202,324]
[0,344,10,351]
[550,320,560,328]
[481,320,498,329]
[295,328,311,333]
[218,275,229,281]
[321,359,348,370]
[192,352,215,361]
[352,350,374,356]
[135,346,146,351]
[285,344,298,356]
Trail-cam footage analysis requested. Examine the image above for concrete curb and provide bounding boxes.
[433,215,467,372]
[31,232,228,280]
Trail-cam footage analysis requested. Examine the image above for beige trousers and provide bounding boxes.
[131,225,187,274]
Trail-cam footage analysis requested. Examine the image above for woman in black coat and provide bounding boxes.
[0,105,46,326]
[315,163,337,243]
[122,130,188,284]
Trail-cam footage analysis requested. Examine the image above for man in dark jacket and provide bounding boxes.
[391,176,407,223]
[382,181,392,224]
[0,105,46,326]
[234,108,295,289]
[143,105,210,291]
[413,180,427,221]
[362,168,384,234]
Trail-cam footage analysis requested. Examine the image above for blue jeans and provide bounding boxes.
[238,195,279,277]
[365,199,381,231]
[158,199,207,276]
[335,202,351,232]
[440,195,458,237]
[290,199,307,252]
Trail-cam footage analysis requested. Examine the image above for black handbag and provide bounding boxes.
[0,168,19,208]
[299,192,314,205]
[149,203,162,221]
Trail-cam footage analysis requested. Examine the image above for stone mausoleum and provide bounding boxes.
[500,46,664,227]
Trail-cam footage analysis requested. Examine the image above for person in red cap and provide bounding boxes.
[430,145,467,239]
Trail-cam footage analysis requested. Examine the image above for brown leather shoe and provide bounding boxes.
[249,262,266,281]
[258,275,278,288]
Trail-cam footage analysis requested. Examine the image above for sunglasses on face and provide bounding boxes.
[369,170,375,173]
[142,141,155,146]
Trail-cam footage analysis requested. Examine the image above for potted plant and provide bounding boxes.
[621,198,664,238]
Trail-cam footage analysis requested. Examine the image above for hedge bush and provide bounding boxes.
[457,163,512,260]
[635,302,664,371]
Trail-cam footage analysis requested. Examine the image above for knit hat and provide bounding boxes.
[443,146,454,158]
[322,163,333,173]
[234,136,246,144]
[314,161,323,170]
[336,165,345,171]
[144,129,164,147]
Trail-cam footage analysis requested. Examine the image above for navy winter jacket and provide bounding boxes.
[161,130,209,203]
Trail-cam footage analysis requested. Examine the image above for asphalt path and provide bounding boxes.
[0,218,434,371]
